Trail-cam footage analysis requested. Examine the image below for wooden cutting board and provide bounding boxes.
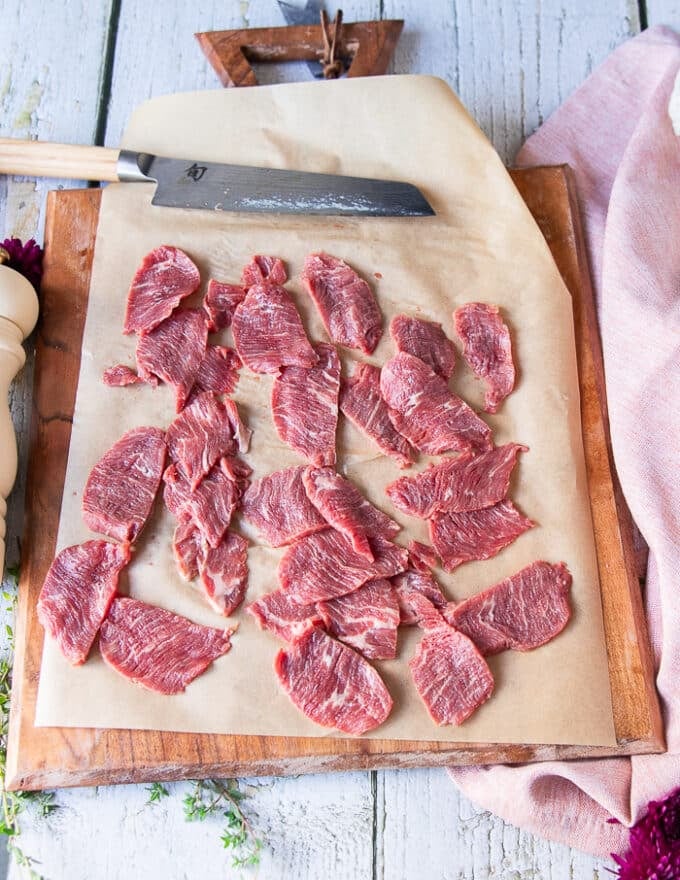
[5,167,664,791]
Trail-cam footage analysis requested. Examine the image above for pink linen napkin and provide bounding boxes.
[449,24,680,859]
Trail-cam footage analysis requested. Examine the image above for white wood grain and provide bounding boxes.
[1,1,651,878]
[646,2,680,25]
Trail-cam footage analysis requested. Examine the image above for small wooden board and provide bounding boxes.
[196,20,404,87]
[6,167,663,791]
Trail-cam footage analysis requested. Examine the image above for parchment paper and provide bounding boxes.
[35,76,616,746]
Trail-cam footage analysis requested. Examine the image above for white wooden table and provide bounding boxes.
[1,1,676,877]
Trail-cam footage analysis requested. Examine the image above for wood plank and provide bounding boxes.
[646,2,680,23]
[381,0,642,163]
[10,773,375,880]
[375,767,611,879]
[5,167,662,792]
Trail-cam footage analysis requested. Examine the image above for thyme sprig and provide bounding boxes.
[183,779,262,868]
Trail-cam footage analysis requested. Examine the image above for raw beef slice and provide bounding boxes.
[123,246,200,335]
[445,561,572,654]
[302,252,382,354]
[386,443,527,519]
[274,627,393,735]
[103,364,143,386]
[232,282,317,374]
[317,578,400,660]
[392,569,447,626]
[190,346,241,399]
[247,589,322,643]
[271,343,340,466]
[82,426,166,543]
[166,393,239,490]
[173,518,205,581]
[430,499,534,572]
[390,314,456,379]
[241,255,287,288]
[204,279,246,331]
[302,466,399,560]
[410,625,494,725]
[279,528,408,604]
[381,352,492,455]
[408,540,438,573]
[37,541,130,665]
[198,531,249,616]
[99,597,233,694]
[454,302,515,413]
[163,459,240,548]
[241,466,326,547]
[339,363,414,468]
[136,308,208,411]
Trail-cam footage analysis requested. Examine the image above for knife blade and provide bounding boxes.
[277,0,325,79]
[0,139,435,217]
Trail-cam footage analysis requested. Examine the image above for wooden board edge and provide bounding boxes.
[509,166,664,751]
[9,736,664,792]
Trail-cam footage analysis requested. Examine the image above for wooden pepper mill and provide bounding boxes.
[0,246,39,575]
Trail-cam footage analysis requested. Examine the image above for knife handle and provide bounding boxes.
[0,138,120,182]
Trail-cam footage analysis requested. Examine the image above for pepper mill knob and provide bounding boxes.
[0,246,39,575]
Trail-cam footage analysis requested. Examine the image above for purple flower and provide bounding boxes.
[0,237,43,292]
[612,787,680,879]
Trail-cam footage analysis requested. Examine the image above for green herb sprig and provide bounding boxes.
[183,779,263,869]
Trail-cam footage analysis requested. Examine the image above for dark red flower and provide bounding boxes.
[612,787,680,879]
[0,237,43,292]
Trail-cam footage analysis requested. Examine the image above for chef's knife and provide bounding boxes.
[278,0,325,78]
[0,139,435,217]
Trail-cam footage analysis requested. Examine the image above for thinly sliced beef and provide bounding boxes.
[274,627,393,735]
[454,302,515,413]
[409,625,494,725]
[219,456,253,498]
[82,427,166,543]
[302,466,399,560]
[271,343,340,466]
[279,528,408,604]
[163,459,240,548]
[223,397,252,453]
[339,363,414,468]
[173,518,204,581]
[99,596,233,694]
[198,531,249,616]
[204,280,246,331]
[232,282,317,374]
[392,569,447,625]
[381,352,492,455]
[408,540,438,573]
[445,561,572,654]
[103,364,143,387]
[166,393,238,490]
[123,246,200,335]
[390,314,456,379]
[386,443,527,519]
[302,252,382,354]
[429,500,534,571]
[190,346,241,399]
[247,589,322,643]
[241,467,326,547]
[136,308,208,411]
[37,541,130,665]
[317,578,400,660]
[241,255,287,288]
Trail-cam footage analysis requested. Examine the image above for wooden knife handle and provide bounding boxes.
[0,138,120,182]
